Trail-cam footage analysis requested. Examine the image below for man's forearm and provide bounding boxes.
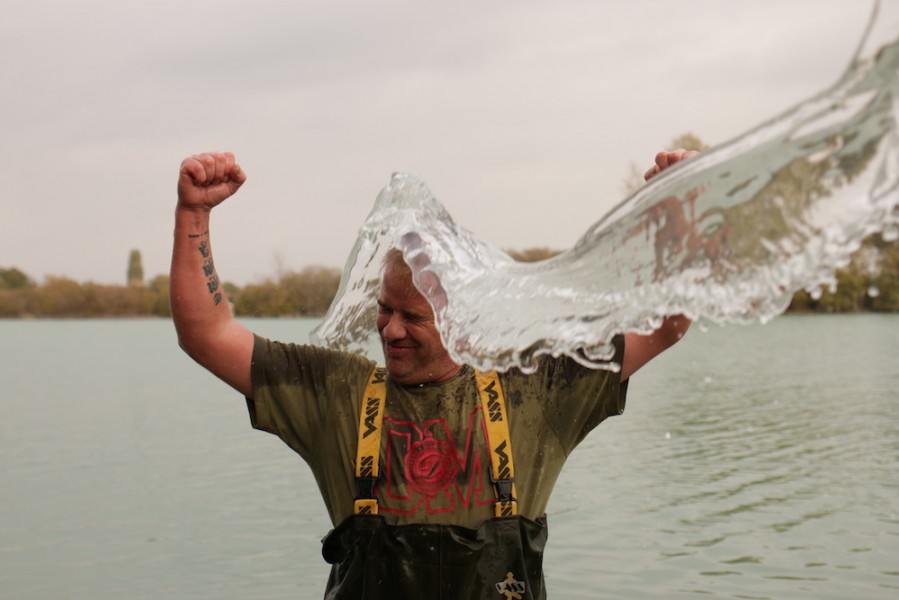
[170,207,234,360]
[621,314,691,381]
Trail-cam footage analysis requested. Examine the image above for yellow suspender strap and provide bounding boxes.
[353,366,388,515]
[475,370,519,517]
[353,367,517,518]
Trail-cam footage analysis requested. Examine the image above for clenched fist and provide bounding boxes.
[178,152,247,212]
[644,149,698,182]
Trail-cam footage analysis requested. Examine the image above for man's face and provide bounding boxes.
[376,265,460,385]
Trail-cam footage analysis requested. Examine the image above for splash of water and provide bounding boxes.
[315,1,899,372]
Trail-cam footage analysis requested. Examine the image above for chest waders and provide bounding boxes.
[321,367,548,600]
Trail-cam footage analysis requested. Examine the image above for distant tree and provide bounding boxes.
[858,232,899,311]
[506,247,563,262]
[271,272,309,315]
[233,279,281,316]
[294,266,342,315]
[83,282,143,316]
[127,249,144,287]
[142,274,172,316]
[0,267,34,289]
[0,267,35,316]
[788,233,899,313]
[0,288,29,317]
[222,281,241,298]
[232,265,341,317]
[37,276,87,316]
[669,132,708,153]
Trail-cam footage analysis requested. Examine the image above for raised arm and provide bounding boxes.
[170,152,255,397]
[620,149,697,381]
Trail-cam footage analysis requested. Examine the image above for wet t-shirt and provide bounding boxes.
[246,335,626,529]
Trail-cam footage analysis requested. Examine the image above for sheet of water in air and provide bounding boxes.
[314,1,899,373]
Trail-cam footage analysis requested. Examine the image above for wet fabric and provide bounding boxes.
[321,515,548,600]
[247,335,626,529]
[247,334,626,598]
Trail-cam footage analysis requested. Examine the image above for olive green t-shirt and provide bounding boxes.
[247,335,626,529]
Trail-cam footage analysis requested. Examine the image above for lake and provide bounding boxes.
[1,315,897,599]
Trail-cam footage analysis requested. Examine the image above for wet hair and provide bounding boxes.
[382,248,411,277]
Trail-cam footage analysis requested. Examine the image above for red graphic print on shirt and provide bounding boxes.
[405,435,459,495]
[379,406,495,515]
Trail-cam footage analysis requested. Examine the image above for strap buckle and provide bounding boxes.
[354,475,381,516]
[492,477,515,503]
[356,475,379,500]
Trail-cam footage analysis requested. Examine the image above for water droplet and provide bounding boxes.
[665,431,672,440]
[867,286,880,298]
[703,375,713,384]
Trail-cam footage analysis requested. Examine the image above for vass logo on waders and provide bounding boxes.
[495,571,526,599]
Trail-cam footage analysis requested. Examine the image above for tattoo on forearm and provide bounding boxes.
[206,270,222,305]
[195,239,223,306]
[207,274,222,306]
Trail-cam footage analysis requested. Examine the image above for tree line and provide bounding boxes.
[1,234,897,319]
[3,134,896,319]
[788,232,899,313]
[0,263,342,319]
[508,236,899,314]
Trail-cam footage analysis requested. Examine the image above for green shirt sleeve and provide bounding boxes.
[246,334,374,464]
[528,334,627,455]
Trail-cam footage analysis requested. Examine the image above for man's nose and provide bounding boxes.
[382,313,407,340]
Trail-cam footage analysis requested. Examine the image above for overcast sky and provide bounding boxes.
[0,0,875,285]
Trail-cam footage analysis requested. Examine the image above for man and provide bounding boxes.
[171,150,693,599]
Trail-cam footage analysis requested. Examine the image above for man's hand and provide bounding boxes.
[178,152,247,212]
[643,149,698,182]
